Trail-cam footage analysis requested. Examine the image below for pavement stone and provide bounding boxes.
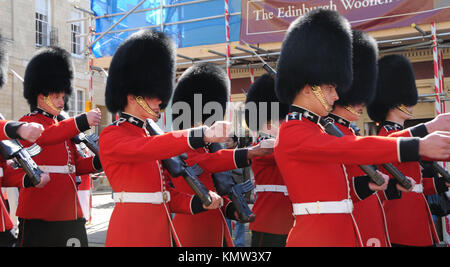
[87,191,114,247]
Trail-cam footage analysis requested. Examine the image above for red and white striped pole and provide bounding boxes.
[439,47,447,170]
[432,23,447,170]
[225,0,231,79]
[249,67,257,140]
[225,0,232,122]
[432,22,442,116]
[439,49,446,114]
[250,67,255,84]
[87,19,94,111]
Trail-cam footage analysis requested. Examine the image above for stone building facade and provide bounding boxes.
[0,0,110,128]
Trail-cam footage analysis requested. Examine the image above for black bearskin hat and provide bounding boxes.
[23,46,74,107]
[367,54,418,123]
[171,62,229,129]
[275,9,353,104]
[335,29,378,107]
[245,74,289,132]
[0,33,8,88]
[105,30,176,113]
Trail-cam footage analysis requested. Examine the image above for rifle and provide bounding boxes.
[349,123,413,190]
[242,41,277,77]
[319,118,386,186]
[71,133,99,157]
[208,142,256,223]
[145,118,212,206]
[0,114,43,186]
[420,161,450,183]
[56,114,99,157]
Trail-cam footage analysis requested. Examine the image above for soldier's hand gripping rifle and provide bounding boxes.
[208,142,256,223]
[0,114,43,186]
[56,114,99,157]
[145,119,212,206]
[349,123,413,190]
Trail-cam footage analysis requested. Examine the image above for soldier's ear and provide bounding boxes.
[127,95,136,104]
[302,85,312,96]
[36,94,45,104]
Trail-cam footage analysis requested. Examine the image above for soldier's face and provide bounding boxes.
[140,97,162,122]
[346,103,365,121]
[39,92,65,116]
[397,105,414,120]
[320,84,339,105]
[315,84,339,116]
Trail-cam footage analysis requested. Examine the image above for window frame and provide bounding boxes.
[67,88,86,117]
[70,11,85,56]
[35,0,51,47]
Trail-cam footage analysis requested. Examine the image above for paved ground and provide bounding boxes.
[86,191,114,247]
[86,190,253,247]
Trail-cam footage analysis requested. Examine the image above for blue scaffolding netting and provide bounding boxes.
[91,0,241,58]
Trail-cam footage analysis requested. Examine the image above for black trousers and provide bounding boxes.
[0,230,18,247]
[18,218,88,247]
[251,231,287,247]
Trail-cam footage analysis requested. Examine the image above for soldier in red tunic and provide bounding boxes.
[367,54,450,246]
[0,33,49,247]
[244,73,293,247]
[170,62,272,246]
[324,30,416,247]
[273,9,450,247]
[99,30,226,247]
[16,46,102,247]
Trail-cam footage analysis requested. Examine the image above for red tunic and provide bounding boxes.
[0,120,7,140]
[1,120,12,140]
[274,106,420,247]
[99,115,209,247]
[0,120,24,140]
[249,140,294,236]
[329,115,391,247]
[171,147,245,247]
[17,110,99,221]
[378,122,440,246]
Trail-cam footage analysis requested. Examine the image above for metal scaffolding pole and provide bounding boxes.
[77,12,241,38]
[87,0,147,51]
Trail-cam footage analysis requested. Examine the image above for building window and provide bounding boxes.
[35,0,50,46]
[71,11,84,55]
[68,89,86,117]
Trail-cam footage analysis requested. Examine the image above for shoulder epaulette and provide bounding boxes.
[383,124,398,132]
[24,110,39,117]
[286,112,302,122]
[111,118,126,127]
[383,125,393,132]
